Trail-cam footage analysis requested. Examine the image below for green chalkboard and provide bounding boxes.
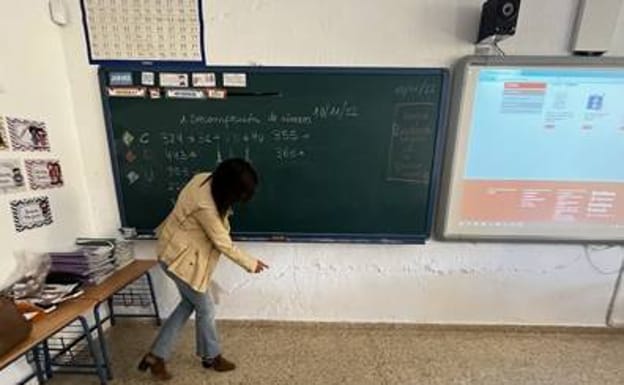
[100,66,448,242]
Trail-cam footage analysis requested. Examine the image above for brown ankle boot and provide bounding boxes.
[202,355,236,372]
[138,353,172,380]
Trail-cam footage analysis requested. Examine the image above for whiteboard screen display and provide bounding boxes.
[441,60,624,241]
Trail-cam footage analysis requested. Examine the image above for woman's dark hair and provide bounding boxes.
[208,158,258,218]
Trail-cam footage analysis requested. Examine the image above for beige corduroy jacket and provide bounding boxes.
[156,173,257,292]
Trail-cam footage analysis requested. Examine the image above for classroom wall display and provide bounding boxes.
[6,117,50,152]
[25,160,64,190]
[0,159,26,194]
[99,66,449,243]
[438,55,624,242]
[0,117,8,151]
[11,196,54,232]
[80,0,205,64]
[107,87,146,98]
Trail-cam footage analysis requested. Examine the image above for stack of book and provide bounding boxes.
[48,245,117,286]
[76,238,135,269]
[112,239,135,268]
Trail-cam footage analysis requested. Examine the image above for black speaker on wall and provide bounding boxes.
[476,0,521,43]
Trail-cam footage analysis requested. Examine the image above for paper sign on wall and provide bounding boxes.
[0,117,9,151]
[166,89,205,99]
[6,117,50,152]
[207,89,227,99]
[107,87,146,98]
[25,160,64,190]
[142,72,155,86]
[109,72,134,86]
[192,73,216,87]
[223,73,247,88]
[160,73,189,87]
[0,159,26,194]
[11,196,54,232]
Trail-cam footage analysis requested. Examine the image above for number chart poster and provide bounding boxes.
[80,0,205,63]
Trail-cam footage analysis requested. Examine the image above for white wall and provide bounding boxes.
[0,3,93,292]
[0,2,93,383]
[19,0,624,331]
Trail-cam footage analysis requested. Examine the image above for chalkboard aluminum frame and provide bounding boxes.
[99,65,450,243]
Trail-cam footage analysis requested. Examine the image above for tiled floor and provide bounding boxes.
[50,320,624,385]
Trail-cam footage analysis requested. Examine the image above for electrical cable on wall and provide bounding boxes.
[581,245,624,327]
[605,246,624,327]
[584,245,621,275]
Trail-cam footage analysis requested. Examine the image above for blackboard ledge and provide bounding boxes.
[129,230,426,244]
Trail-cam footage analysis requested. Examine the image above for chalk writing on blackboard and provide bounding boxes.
[312,101,359,120]
[277,114,313,125]
[387,103,435,183]
[126,101,364,200]
[271,129,311,142]
[394,82,438,98]
[180,114,262,127]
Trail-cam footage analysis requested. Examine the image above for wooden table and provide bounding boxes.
[0,259,159,385]
[80,260,157,303]
[77,260,159,380]
[0,298,106,384]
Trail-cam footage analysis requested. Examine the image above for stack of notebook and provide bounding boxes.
[48,246,117,285]
[76,238,135,269]
[111,239,135,268]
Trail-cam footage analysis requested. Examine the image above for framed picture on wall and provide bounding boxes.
[0,116,9,151]
[6,117,50,152]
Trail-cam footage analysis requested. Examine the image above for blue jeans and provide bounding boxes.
[151,262,220,360]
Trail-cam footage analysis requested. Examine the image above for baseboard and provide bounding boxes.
[213,319,624,334]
